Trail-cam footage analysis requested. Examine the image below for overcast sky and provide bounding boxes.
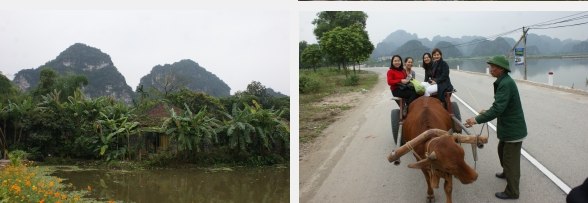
[0,10,290,95]
[300,11,588,45]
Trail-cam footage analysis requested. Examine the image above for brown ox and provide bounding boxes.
[387,96,487,203]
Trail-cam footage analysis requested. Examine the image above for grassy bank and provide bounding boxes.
[299,67,378,143]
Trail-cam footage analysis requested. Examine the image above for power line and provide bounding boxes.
[526,11,588,28]
[530,20,588,30]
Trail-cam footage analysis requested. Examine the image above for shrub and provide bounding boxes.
[343,74,360,86]
[299,76,321,93]
[8,150,27,166]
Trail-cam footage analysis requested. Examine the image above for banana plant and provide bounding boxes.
[7,97,33,144]
[219,103,256,153]
[95,112,134,161]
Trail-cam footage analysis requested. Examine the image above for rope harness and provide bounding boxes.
[405,136,443,188]
[470,122,489,170]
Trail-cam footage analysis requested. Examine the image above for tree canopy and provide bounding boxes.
[301,44,322,72]
[312,11,368,41]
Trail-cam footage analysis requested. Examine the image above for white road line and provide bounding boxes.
[452,94,571,194]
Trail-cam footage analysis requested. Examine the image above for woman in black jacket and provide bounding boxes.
[422,52,433,83]
[424,48,453,104]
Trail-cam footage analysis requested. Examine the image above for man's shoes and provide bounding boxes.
[495,172,506,179]
[495,192,517,199]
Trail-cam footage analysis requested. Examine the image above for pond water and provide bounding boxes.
[444,58,588,91]
[51,167,289,203]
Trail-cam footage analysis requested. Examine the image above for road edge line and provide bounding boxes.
[453,94,571,194]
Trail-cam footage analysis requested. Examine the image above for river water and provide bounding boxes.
[443,58,588,91]
[51,166,289,203]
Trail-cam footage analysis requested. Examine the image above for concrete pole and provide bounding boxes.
[457,65,460,70]
[524,27,527,80]
[486,65,490,74]
[548,72,554,85]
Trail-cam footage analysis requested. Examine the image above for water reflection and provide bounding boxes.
[52,167,289,203]
[445,58,588,90]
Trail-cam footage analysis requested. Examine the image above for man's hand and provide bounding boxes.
[479,110,486,114]
[401,79,409,84]
[464,117,477,128]
[430,80,437,85]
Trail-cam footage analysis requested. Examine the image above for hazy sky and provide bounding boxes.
[300,11,588,45]
[0,10,290,95]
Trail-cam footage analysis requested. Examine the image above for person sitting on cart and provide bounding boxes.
[387,55,419,114]
[422,48,454,104]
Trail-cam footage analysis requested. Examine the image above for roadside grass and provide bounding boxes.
[299,67,378,143]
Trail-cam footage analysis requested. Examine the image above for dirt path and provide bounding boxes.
[299,67,389,202]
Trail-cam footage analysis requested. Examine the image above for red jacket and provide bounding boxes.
[387,68,407,91]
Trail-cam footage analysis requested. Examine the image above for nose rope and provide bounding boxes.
[426,137,441,188]
[470,122,489,170]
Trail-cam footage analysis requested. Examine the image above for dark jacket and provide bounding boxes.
[431,59,453,103]
[423,62,433,82]
[474,73,527,141]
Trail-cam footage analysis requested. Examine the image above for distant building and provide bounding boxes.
[378,55,393,61]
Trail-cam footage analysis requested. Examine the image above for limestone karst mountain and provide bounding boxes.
[12,43,135,104]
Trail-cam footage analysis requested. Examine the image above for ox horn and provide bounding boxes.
[446,129,453,135]
[428,151,436,160]
[387,129,446,163]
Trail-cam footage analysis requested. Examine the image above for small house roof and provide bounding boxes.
[137,103,184,127]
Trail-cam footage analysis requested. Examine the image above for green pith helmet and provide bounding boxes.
[487,55,511,72]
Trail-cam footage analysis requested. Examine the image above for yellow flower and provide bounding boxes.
[109,201,115,203]
[61,194,66,199]
[55,192,60,197]
[39,199,45,203]
[74,197,80,201]
[49,182,54,187]
[87,185,91,191]
[58,178,62,183]
[26,180,31,186]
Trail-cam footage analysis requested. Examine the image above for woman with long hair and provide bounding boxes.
[404,57,416,80]
[422,53,433,82]
[387,55,418,108]
[424,48,454,104]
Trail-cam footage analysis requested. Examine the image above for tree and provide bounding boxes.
[301,44,322,72]
[0,73,21,105]
[319,25,364,77]
[312,11,368,41]
[349,27,374,74]
[152,69,191,99]
[54,71,89,102]
[299,41,309,69]
[31,67,59,99]
[244,81,271,104]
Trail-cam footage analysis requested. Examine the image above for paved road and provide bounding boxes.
[299,66,588,203]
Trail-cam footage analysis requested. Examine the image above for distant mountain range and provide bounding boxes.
[138,59,231,98]
[13,43,135,104]
[11,43,286,104]
[372,30,587,59]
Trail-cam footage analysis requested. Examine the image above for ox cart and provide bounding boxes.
[391,90,461,147]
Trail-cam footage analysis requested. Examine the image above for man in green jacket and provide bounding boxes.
[465,55,528,200]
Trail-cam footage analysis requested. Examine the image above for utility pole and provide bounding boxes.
[523,27,527,80]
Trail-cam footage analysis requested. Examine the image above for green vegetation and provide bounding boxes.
[299,67,377,143]
[1,67,289,167]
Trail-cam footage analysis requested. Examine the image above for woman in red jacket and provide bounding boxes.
[387,55,418,107]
